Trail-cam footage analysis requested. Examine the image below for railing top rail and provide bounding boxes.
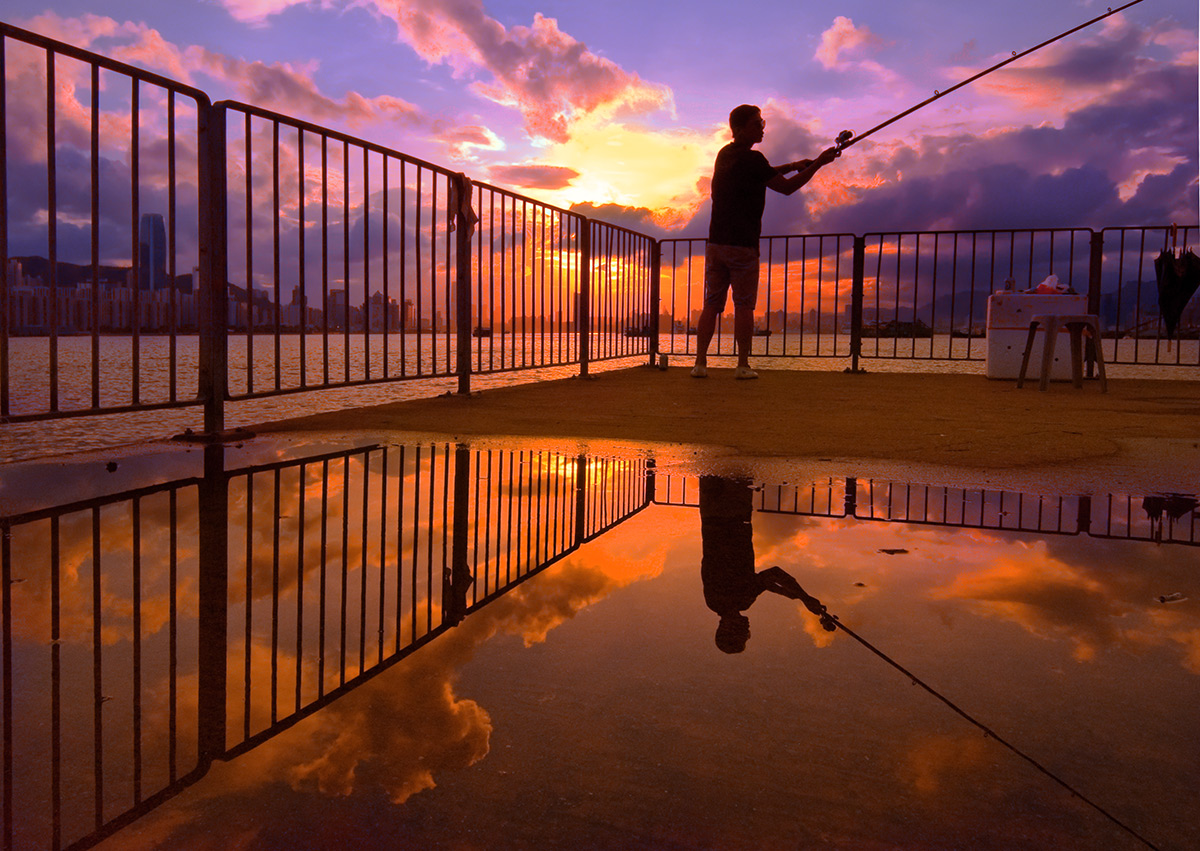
[586,217,661,241]
[216,98,459,179]
[469,177,582,219]
[659,232,859,245]
[220,98,595,224]
[0,19,212,107]
[862,227,1096,238]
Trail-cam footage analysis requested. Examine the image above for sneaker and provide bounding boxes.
[690,364,708,378]
[734,366,758,380]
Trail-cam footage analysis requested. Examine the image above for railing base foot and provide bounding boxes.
[844,366,868,374]
[171,426,256,444]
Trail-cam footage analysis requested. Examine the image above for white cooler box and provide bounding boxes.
[985,292,1088,380]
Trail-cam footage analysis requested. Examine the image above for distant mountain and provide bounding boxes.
[11,255,193,293]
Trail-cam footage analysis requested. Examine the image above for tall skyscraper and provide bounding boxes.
[138,213,167,290]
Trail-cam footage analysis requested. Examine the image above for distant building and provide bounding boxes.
[138,213,168,290]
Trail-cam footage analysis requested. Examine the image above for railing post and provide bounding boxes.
[197,100,228,434]
[578,218,591,378]
[1086,230,1104,378]
[574,453,587,543]
[649,239,661,367]
[844,476,858,518]
[454,174,473,395]
[848,235,865,373]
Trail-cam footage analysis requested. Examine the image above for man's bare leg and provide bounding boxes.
[692,305,719,376]
[733,305,757,377]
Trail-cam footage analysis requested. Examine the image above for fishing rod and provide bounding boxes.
[803,601,1163,850]
[833,0,1150,153]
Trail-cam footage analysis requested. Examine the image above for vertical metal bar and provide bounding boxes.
[0,37,8,419]
[47,50,60,412]
[339,457,349,683]
[342,140,350,384]
[295,463,306,710]
[198,100,228,435]
[132,498,143,801]
[399,160,408,377]
[168,93,179,402]
[849,236,864,373]
[1,517,11,849]
[382,156,389,376]
[415,168,423,373]
[1086,230,1104,377]
[243,113,255,393]
[90,66,100,408]
[359,452,369,673]
[90,507,102,828]
[168,489,178,781]
[242,475,253,739]
[578,219,591,377]
[318,460,328,695]
[270,468,280,722]
[321,135,329,385]
[50,517,61,848]
[131,78,143,403]
[378,449,388,662]
[394,446,406,654]
[273,121,281,391]
[649,240,661,365]
[298,128,306,387]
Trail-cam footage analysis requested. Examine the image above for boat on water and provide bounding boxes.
[472,326,493,338]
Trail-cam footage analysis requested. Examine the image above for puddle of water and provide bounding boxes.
[1,441,1196,850]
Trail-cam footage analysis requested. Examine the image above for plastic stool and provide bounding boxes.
[1016,314,1107,392]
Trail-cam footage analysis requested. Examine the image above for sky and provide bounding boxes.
[3,0,1198,241]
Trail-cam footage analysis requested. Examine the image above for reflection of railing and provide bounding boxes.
[654,475,1199,545]
[0,442,652,850]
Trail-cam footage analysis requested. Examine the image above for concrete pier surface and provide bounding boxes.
[253,367,1200,490]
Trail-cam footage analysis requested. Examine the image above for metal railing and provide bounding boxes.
[659,226,1198,370]
[1,21,1196,440]
[0,21,212,424]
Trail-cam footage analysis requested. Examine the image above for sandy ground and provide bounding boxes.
[252,366,1200,492]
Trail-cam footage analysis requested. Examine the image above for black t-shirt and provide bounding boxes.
[708,142,777,249]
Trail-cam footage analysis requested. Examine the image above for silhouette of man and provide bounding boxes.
[699,475,832,653]
[692,105,841,380]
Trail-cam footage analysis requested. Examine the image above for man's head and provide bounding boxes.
[715,613,751,654]
[729,104,764,144]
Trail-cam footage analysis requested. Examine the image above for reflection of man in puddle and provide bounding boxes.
[700,475,832,653]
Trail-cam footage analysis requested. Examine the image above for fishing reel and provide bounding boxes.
[834,129,854,154]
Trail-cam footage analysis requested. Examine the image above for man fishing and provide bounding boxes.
[692,104,841,380]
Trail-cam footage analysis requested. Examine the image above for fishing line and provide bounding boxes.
[813,608,1163,850]
[834,0,1150,152]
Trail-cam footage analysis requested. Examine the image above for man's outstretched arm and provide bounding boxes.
[767,146,840,196]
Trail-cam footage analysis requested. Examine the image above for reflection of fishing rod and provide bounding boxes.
[833,0,1149,153]
[802,599,1163,850]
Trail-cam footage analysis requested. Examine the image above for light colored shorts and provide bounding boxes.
[703,243,759,311]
